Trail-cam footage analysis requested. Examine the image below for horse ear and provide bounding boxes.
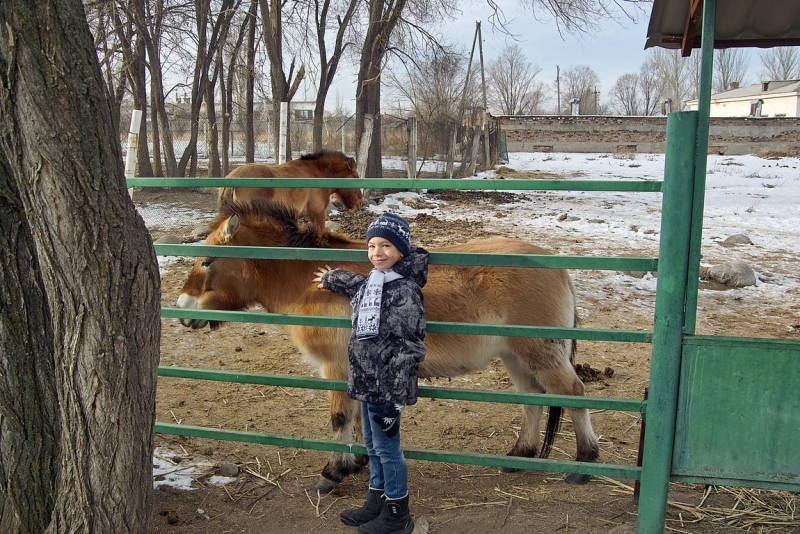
[347,157,356,172]
[222,213,240,243]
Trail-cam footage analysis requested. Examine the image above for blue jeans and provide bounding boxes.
[362,401,408,499]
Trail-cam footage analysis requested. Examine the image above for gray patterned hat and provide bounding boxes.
[366,213,411,256]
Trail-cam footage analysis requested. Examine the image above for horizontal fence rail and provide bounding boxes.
[154,422,643,480]
[141,175,658,482]
[162,308,654,343]
[128,177,664,192]
[158,366,646,412]
[155,244,659,272]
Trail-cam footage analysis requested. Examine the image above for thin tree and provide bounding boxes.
[259,0,306,159]
[758,47,800,81]
[648,48,693,111]
[638,58,663,115]
[0,0,161,532]
[714,48,750,92]
[559,65,600,114]
[609,73,641,115]
[486,43,544,115]
[303,0,360,152]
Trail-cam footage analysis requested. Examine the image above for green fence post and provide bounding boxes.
[636,111,697,533]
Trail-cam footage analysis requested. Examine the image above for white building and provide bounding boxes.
[685,80,800,117]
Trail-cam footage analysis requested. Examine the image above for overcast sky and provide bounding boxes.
[322,0,760,112]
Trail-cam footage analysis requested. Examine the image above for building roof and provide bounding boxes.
[711,80,800,100]
[645,0,800,55]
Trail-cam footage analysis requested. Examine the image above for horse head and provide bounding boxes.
[176,199,329,330]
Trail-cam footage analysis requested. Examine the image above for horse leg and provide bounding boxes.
[311,390,366,493]
[498,352,546,464]
[500,342,599,484]
[535,361,600,484]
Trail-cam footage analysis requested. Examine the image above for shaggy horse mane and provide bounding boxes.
[299,149,346,161]
[213,198,329,249]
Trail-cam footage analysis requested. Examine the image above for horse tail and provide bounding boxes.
[217,186,234,211]
[539,405,562,459]
[540,297,577,459]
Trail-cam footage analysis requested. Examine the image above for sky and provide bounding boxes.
[323,0,764,112]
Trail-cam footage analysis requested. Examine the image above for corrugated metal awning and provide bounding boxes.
[646,0,800,55]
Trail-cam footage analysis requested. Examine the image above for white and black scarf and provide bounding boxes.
[355,269,403,339]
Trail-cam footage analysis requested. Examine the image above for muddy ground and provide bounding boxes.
[139,179,799,534]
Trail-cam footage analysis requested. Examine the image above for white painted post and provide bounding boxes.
[279,102,288,163]
[125,109,143,199]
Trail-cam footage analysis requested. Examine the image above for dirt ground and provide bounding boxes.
[139,179,800,534]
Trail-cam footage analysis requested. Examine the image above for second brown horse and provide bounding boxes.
[217,150,362,230]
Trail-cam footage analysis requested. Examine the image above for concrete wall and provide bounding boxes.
[498,115,800,155]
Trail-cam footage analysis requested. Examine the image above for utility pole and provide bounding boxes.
[556,66,561,114]
[477,21,490,170]
[593,86,600,114]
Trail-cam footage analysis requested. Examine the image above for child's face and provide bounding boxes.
[368,237,403,272]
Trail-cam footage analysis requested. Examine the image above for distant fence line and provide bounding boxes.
[497,115,800,155]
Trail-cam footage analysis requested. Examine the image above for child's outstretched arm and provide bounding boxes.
[313,266,366,298]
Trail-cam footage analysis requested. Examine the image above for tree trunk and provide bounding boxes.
[0,1,161,532]
[354,0,407,178]
[206,61,222,178]
[245,0,257,162]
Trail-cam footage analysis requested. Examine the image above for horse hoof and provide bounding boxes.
[311,475,339,494]
[500,466,519,473]
[564,473,591,485]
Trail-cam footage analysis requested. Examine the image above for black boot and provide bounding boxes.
[358,494,414,534]
[340,488,384,526]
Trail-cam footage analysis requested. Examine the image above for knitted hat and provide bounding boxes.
[366,213,411,257]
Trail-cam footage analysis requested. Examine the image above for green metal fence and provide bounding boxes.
[130,117,800,533]
[131,174,663,484]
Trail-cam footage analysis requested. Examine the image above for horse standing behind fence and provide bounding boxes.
[217,150,362,231]
[176,199,600,493]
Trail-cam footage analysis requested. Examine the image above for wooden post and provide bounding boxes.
[358,113,375,197]
[407,116,417,179]
[279,102,288,163]
[125,109,142,199]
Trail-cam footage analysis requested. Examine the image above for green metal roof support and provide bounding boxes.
[636,111,698,534]
[637,1,716,531]
[684,0,716,334]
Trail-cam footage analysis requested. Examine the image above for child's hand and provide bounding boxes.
[313,265,333,288]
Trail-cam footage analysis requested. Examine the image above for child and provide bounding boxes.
[313,212,428,534]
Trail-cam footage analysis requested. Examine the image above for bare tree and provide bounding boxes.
[514,0,649,35]
[758,47,800,81]
[648,48,693,111]
[301,0,360,151]
[259,0,306,159]
[0,0,161,532]
[385,44,473,168]
[638,57,663,115]
[486,44,544,115]
[714,48,750,92]
[558,65,600,114]
[609,73,641,115]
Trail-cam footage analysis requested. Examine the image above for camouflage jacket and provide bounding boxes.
[321,248,428,406]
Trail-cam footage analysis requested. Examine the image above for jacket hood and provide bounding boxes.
[392,247,428,288]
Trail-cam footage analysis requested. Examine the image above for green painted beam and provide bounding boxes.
[154,422,642,479]
[154,244,659,271]
[129,177,663,192]
[160,307,654,343]
[157,366,646,412]
[637,111,698,534]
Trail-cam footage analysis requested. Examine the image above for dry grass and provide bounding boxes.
[600,477,799,532]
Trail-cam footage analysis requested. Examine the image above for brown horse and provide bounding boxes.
[176,199,599,493]
[217,150,362,231]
